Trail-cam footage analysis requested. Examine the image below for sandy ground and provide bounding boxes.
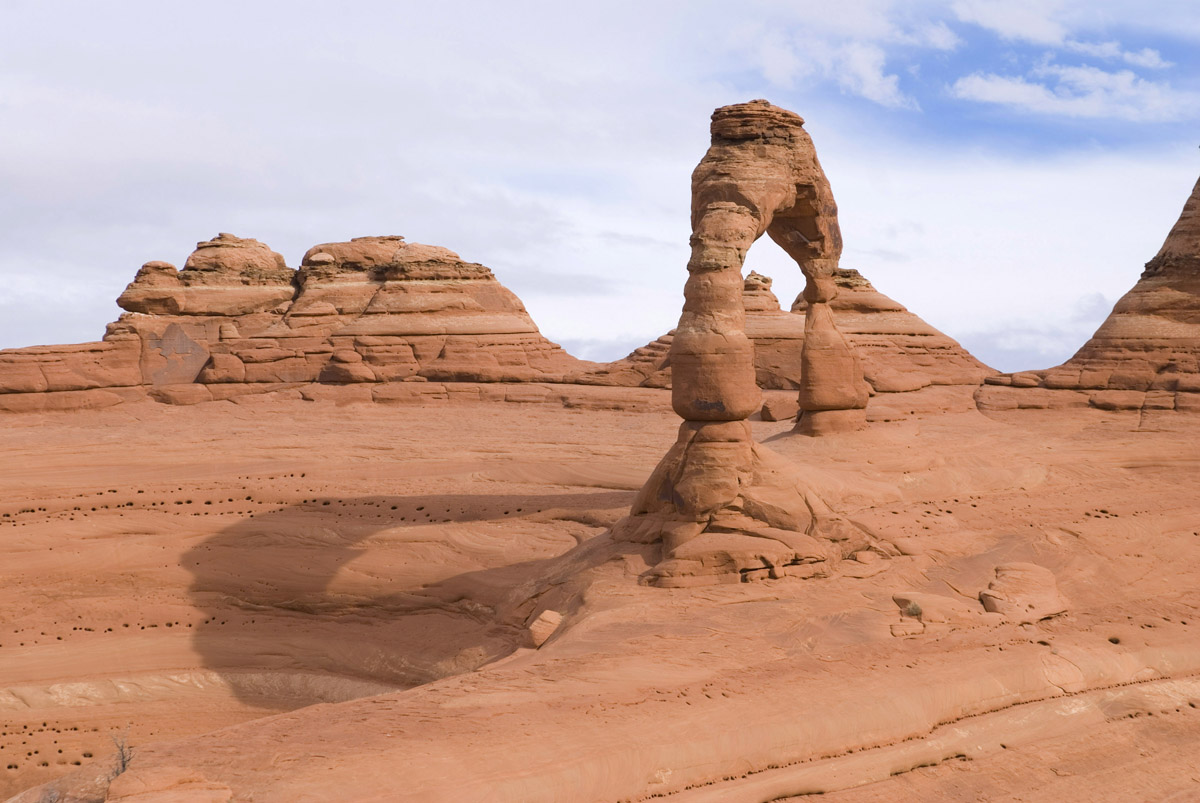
[3,390,1200,801]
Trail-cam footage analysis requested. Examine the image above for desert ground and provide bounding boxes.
[4,385,1200,802]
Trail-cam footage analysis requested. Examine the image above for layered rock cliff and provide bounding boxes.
[0,234,585,411]
[978,174,1200,413]
[1,233,996,414]
[581,269,993,395]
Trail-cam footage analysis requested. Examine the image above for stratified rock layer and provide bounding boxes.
[0,234,584,411]
[794,269,994,393]
[582,269,993,401]
[979,175,1200,413]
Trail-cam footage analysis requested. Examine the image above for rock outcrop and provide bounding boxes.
[233,235,583,385]
[581,268,993,403]
[0,234,585,411]
[611,101,877,587]
[978,174,1200,413]
[791,268,993,392]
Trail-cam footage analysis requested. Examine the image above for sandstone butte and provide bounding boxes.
[0,233,592,413]
[5,102,1200,803]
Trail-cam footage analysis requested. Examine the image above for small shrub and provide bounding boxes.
[110,731,134,779]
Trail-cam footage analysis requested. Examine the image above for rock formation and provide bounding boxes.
[611,101,876,587]
[791,268,993,392]
[672,100,867,434]
[0,227,991,415]
[978,174,1200,413]
[227,235,582,385]
[579,266,992,409]
[0,234,585,411]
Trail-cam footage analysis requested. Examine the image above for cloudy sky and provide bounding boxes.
[2,1,1198,371]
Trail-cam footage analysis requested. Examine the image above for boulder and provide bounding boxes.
[978,563,1069,623]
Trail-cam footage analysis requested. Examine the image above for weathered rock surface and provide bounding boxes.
[1,228,992,415]
[0,234,586,410]
[611,101,877,586]
[105,766,234,803]
[671,99,866,434]
[612,419,874,586]
[979,174,1200,413]
[793,268,993,392]
[581,268,993,400]
[979,563,1069,624]
[526,609,563,648]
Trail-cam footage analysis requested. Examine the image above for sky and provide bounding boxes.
[1,1,1198,372]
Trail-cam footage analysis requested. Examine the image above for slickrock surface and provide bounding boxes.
[979,174,1200,414]
[0,234,587,412]
[5,396,1200,802]
[582,268,992,403]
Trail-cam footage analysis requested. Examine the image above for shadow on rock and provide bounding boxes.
[183,490,639,708]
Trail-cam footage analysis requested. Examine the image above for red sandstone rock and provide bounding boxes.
[526,609,563,648]
[584,268,991,397]
[793,268,993,392]
[105,766,233,803]
[670,100,865,433]
[611,101,878,587]
[0,234,586,408]
[978,173,1200,413]
[979,563,1068,623]
[184,232,287,274]
[280,236,582,383]
[760,394,800,422]
[5,389,1200,802]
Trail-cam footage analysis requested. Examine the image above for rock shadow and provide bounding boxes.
[184,489,634,708]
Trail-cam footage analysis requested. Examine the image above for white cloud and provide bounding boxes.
[951,0,1179,79]
[951,64,1200,121]
[743,33,920,110]
[951,0,1069,44]
[835,42,919,110]
[756,30,805,88]
[1064,40,1171,69]
[917,21,964,51]
[951,0,1200,45]
[1120,48,1173,70]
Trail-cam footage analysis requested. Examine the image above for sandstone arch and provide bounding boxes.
[613,101,877,587]
[674,100,868,434]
